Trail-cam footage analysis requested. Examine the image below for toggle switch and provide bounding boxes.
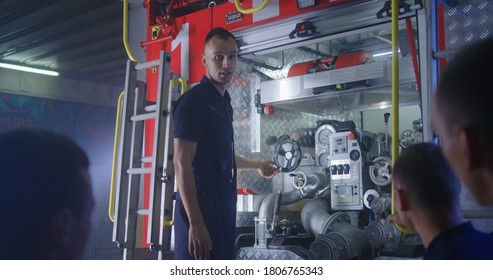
[331,165,338,175]
[344,164,350,174]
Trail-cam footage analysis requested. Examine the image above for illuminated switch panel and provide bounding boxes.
[329,131,364,210]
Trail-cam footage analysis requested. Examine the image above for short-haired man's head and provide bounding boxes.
[393,142,460,213]
[0,129,91,259]
[204,27,238,49]
[436,37,493,134]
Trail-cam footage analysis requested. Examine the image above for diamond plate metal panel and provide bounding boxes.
[229,62,273,194]
[237,212,258,228]
[443,0,493,233]
[460,187,493,233]
[443,0,493,49]
[237,247,306,260]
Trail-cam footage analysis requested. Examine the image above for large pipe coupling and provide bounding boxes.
[301,199,352,235]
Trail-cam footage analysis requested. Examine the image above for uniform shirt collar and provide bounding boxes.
[200,75,231,103]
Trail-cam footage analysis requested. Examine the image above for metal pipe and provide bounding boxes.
[258,172,328,221]
[258,190,304,222]
[255,172,328,248]
[300,199,333,235]
[301,199,372,259]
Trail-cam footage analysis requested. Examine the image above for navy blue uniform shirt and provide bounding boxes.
[172,76,238,259]
[424,221,493,260]
[173,75,237,198]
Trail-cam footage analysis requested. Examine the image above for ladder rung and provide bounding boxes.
[145,104,157,112]
[135,59,160,70]
[141,156,153,163]
[433,48,460,59]
[137,209,150,216]
[127,167,153,175]
[130,112,156,122]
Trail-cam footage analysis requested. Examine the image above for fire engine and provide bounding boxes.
[109,0,493,260]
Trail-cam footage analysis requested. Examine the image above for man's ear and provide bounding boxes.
[201,53,207,67]
[456,125,481,170]
[51,208,75,249]
[394,187,409,212]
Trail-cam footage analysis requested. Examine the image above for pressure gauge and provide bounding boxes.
[315,124,336,147]
[297,0,316,9]
[317,150,331,167]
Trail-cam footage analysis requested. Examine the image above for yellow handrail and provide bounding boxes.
[108,91,125,223]
[123,0,141,63]
[234,0,270,14]
[391,0,413,234]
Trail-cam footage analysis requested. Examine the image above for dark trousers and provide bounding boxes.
[174,195,237,260]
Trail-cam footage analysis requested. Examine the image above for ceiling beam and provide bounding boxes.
[0,0,117,45]
[0,0,62,27]
[1,13,122,59]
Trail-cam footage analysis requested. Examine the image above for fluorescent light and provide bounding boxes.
[373,50,401,57]
[373,51,393,57]
[0,62,59,76]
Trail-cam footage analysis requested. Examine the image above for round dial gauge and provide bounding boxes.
[350,150,360,161]
[315,125,336,147]
[317,150,331,167]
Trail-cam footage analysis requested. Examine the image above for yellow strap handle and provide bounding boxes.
[390,0,413,234]
[109,91,125,222]
[172,77,188,95]
[123,0,142,63]
[234,0,270,14]
[164,218,174,227]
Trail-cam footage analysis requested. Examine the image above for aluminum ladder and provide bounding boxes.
[112,50,176,260]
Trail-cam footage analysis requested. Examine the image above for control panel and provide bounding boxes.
[329,131,364,210]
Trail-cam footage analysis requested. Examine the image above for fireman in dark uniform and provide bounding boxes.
[173,27,278,260]
[389,143,493,259]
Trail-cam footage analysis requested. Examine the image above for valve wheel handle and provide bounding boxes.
[273,137,302,173]
[369,156,392,186]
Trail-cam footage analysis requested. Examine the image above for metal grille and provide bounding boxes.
[443,0,493,233]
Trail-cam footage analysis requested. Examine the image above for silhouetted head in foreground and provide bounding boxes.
[0,129,94,259]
